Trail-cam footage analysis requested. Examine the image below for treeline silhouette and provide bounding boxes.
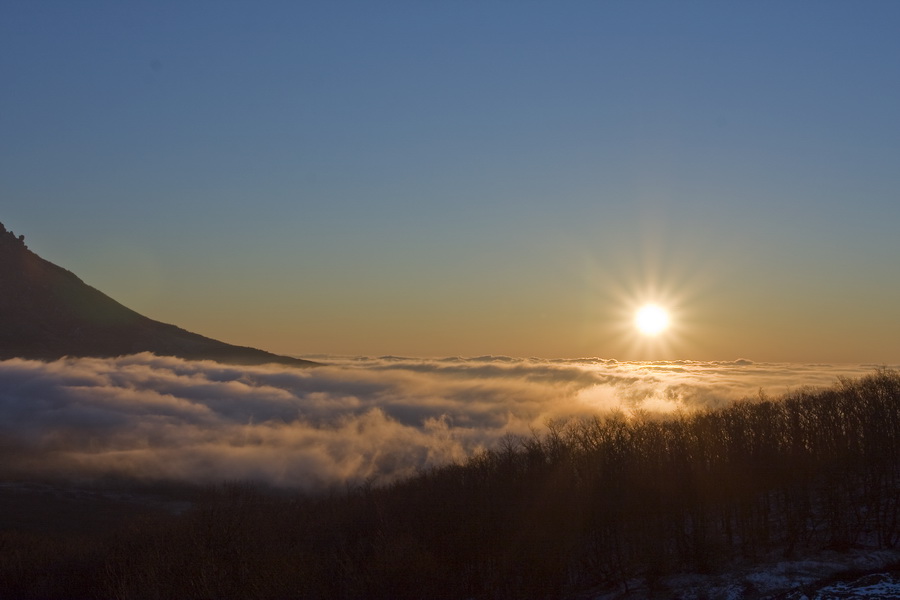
[2,370,900,599]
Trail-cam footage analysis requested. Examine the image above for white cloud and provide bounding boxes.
[0,353,885,488]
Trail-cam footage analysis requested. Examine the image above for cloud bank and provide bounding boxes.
[0,353,886,489]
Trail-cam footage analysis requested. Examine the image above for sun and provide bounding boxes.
[635,304,670,336]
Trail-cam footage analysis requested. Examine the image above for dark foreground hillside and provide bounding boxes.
[1,371,900,599]
[0,222,315,366]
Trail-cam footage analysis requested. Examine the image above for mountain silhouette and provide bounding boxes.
[0,222,317,367]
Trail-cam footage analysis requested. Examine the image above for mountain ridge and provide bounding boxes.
[0,222,317,367]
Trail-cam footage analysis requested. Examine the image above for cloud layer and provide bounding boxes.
[0,354,886,488]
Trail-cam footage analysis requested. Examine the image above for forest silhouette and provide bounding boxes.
[1,370,899,598]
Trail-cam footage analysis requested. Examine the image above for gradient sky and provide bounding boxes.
[3,1,900,362]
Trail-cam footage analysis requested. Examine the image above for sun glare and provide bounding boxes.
[635,304,670,336]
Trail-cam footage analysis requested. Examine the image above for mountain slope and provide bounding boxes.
[0,222,316,366]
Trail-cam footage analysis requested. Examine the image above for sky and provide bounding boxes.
[3,1,900,362]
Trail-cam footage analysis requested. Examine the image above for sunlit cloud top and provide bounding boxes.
[0,354,888,488]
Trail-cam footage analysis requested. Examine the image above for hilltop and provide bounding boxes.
[0,222,316,367]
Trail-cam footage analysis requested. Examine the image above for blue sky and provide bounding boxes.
[3,1,900,361]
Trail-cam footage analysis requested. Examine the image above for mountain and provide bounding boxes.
[0,222,317,367]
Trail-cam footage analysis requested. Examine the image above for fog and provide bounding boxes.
[0,353,884,488]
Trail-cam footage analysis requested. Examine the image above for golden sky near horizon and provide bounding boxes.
[4,2,900,362]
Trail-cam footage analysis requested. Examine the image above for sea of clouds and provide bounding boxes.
[0,353,889,489]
